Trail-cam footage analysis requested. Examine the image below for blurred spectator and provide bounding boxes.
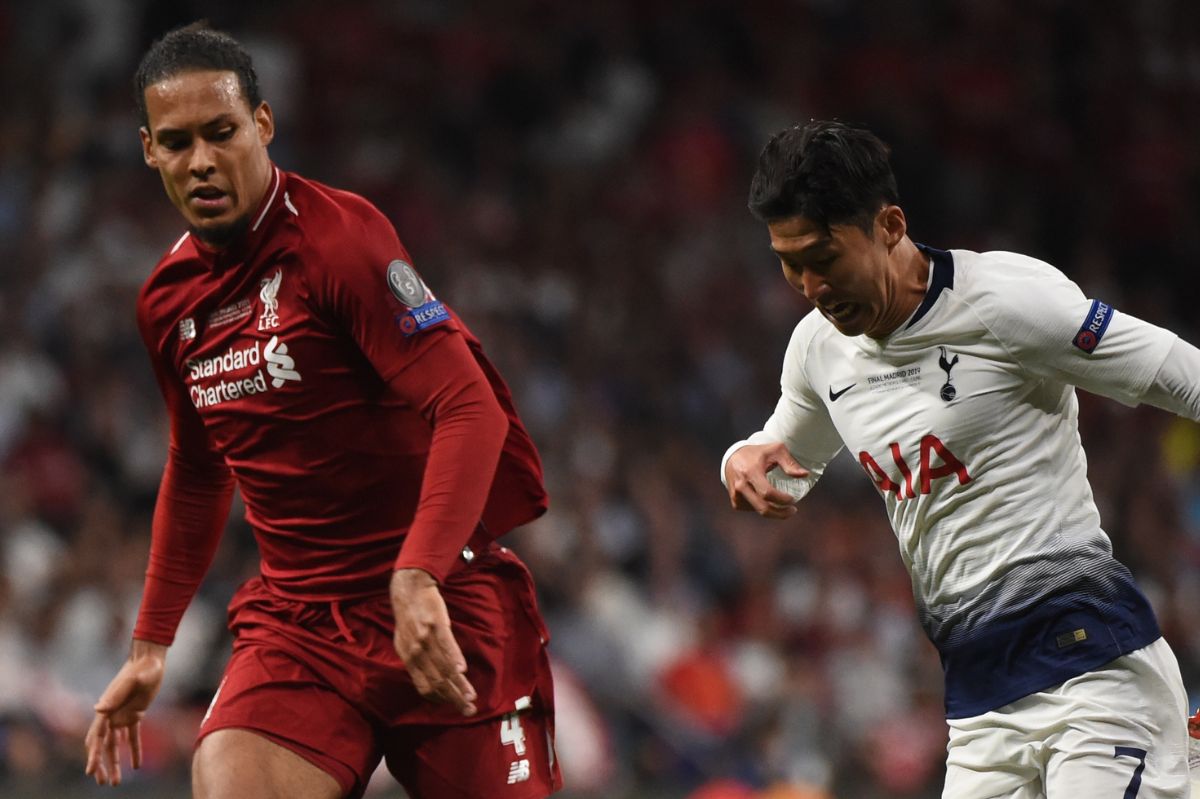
[3,1,1199,797]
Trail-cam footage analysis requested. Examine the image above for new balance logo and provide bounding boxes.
[507,759,530,784]
[501,711,530,785]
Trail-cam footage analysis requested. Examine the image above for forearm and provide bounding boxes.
[1141,337,1200,421]
[133,448,234,645]
[395,380,508,581]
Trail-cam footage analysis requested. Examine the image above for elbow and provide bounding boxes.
[440,378,509,448]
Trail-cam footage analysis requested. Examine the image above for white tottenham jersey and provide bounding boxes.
[724,245,1178,718]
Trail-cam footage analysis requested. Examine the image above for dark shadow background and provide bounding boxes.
[1,1,1198,797]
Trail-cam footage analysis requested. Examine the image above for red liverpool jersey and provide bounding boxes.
[133,167,547,644]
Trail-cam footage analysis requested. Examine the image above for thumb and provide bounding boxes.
[776,449,809,478]
[94,670,141,714]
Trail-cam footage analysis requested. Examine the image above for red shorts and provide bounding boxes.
[198,543,562,799]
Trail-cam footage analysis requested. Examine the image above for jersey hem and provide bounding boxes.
[940,580,1161,718]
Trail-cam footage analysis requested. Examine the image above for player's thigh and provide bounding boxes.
[198,641,381,798]
[384,705,560,799]
[193,728,343,799]
[944,714,1044,799]
[1046,640,1189,798]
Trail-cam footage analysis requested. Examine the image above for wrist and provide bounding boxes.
[391,567,437,590]
[130,638,169,662]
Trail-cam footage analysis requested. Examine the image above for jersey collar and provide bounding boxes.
[905,244,955,330]
[189,165,288,269]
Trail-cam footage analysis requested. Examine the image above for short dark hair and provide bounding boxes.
[748,120,899,232]
[134,22,262,128]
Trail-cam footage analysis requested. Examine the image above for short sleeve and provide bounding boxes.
[969,255,1177,406]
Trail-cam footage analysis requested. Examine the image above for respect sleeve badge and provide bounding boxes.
[1072,299,1113,354]
[386,259,451,336]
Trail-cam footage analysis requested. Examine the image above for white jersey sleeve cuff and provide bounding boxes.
[1142,337,1200,422]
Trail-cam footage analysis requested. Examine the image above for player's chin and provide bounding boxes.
[829,317,868,337]
[190,214,251,248]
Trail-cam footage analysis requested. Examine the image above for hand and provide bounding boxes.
[724,442,809,519]
[84,640,167,786]
[390,568,478,716]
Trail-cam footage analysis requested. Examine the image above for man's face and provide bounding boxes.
[767,209,899,338]
[140,70,274,247]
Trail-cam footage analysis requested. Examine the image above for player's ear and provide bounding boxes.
[140,127,157,169]
[255,101,275,147]
[880,205,906,250]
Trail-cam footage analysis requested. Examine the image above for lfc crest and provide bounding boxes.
[258,270,282,330]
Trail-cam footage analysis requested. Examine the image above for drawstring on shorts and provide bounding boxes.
[330,600,357,644]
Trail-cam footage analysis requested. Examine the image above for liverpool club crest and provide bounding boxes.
[259,270,282,330]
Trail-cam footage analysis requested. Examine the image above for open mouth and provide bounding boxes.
[189,185,230,214]
[825,302,854,319]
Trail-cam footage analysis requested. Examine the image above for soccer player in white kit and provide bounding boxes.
[722,120,1200,799]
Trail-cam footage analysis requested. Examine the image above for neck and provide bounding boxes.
[867,236,929,339]
[198,162,275,252]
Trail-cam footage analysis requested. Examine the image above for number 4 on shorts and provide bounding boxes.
[501,712,527,756]
[1113,746,1147,799]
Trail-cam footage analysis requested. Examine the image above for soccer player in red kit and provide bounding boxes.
[83,23,562,799]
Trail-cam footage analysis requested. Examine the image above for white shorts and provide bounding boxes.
[943,637,1189,799]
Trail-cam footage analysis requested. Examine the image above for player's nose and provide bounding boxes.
[188,140,217,178]
[800,271,829,303]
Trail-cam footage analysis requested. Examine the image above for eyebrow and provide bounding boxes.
[771,237,832,259]
[154,114,236,138]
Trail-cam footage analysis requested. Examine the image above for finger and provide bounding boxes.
[94,673,136,715]
[426,670,474,715]
[774,451,810,479]
[448,671,477,716]
[431,624,476,715]
[407,622,471,712]
[408,662,433,697]
[729,480,763,512]
[88,715,114,783]
[742,462,801,506]
[84,716,103,778]
[760,482,799,506]
[130,722,143,770]
[739,467,796,503]
[760,502,799,520]
[399,640,449,704]
[741,484,798,519]
[727,479,742,509]
[105,724,121,785]
[92,726,111,786]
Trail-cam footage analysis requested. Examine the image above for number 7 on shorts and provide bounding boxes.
[1114,746,1147,799]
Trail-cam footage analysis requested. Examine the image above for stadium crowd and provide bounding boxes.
[1,1,1199,797]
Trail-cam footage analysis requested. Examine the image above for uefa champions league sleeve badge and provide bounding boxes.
[386,260,428,308]
[385,259,451,337]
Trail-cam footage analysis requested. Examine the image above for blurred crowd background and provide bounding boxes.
[2,1,1200,797]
